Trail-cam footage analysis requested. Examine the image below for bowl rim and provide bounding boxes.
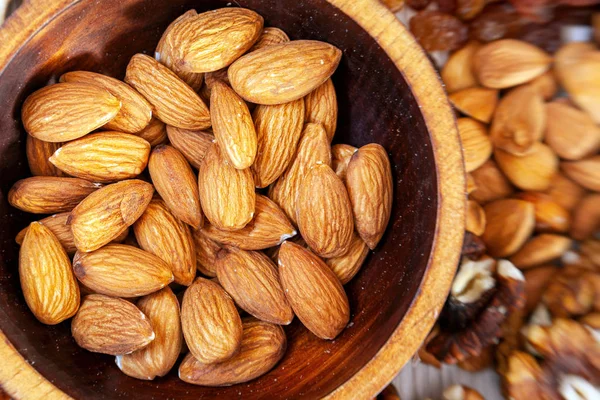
[0,0,465,398]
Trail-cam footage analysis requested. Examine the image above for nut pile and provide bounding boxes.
[11,8,394,385]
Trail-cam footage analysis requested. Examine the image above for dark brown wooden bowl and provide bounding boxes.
[0,0,465,398]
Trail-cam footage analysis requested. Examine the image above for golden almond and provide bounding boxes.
[179,318,286,386]
[509,234,572,270]
[346,143,393,250]
[514,192,570,233]
[519,70,557,100]
[49,132,150,182]
[201,68,230,102]
[544,172,586,212]
[545,102,600,161]
[70,179,154,252]
[304,79,338,141]
[472,39,551,89]
[332,143,357,181]
[8,177,100,214]
[523,265,557,313]
[26,135,64,177]
[481,199,535,257]
[466,200,486,236]
[264,235,307,263]
[457,117,492,172]
[136,118,168,147]
[60,71,152,134]
[570,194,600,241]
[449,87,498,124]
[72,294,155,355]
[125,54,210,130]
[149,145,203,228]
[22,82,121,142]
[19,222,80,325]
[495,143,558,191]
[252,98,305,188]
[469,160,514,204]
[250,27,290,51]
[278,241,350,339]
[561,155,600,192]
[229,40,342,105]
[181,277,243,364]
[192,229,220,277]
[441,41,481,93]
[325,233,369,284]
[216,247,293,325]
[166,126,214,169]
[116,287,182,380]
[134,198,196,286]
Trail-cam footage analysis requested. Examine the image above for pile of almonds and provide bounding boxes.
[10,7,393,385]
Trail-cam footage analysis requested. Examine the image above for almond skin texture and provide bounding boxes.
[495,143,558,191]
[72,294,155,356]
[116,288,183,380]
[149,145,203,228]
[73,244,174,297]
[137,118,168,147]
[449,87,498,124]
[252,99,305,188]
[26,135,64,176]
[49,132,150,182]
[545,102,600,161]
[210,80,257,169]
[192,229,220,277]
[457,117,492,172]
[325,233,369,284]
[269,123,331,225]
[60,71,152,134]
[278,241,350,339]
[216,248,293,325]
[229,40,342,105]
[332,144,357,181]
[198,143,255,231]
[181,278,243,364]
[22,82,121,142]
[304,79,338,141]
[561,156,600,192]
[481,199,535,257]
[125,54,210,130]
[70,179,154,252]
[19,222,80,325]
[250,27,290,51]
[345,144,393,250]
[134,198,196,286]
[179,318,286,386]
[8,177,100,214]
[166,126,214,169]
[470,160,514,204]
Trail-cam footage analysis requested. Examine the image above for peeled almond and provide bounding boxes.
[457,118,492,172]
[494,143,558,191]
[466,173,477,195]
[561,156,600,192]
[545,102,600,161]
[514,192,570,234]
[544,172,586,212]
[441,41,481,93]
[519,70,557,101]
[469,160,514,204]
[509,234,572,270]
[481,199,535,257]
[449,87,498,124]
[570,194,600,241]
[466,200,486,236]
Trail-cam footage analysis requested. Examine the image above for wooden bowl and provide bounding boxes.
[0,0,464,398]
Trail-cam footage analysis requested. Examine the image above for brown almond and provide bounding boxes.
[481,199,535,257]
[201,68,230,102]
[469,160,514,204]
[8,177,100,214]
[346,143,393,250]
[523,265,557,313]
[514,192,570,233]
[181,277,243,364]
[60,71,152,134]
[570,194,600,241]
[441,41,481,93]
[449,87,498,124]
[19,222,80,325]
[70,179,154,252]
[495,143,558,191]
[324,233,369,284]
[466,200,486,236]
[116,287,183,380]
[545,172,586,212]
[332,144,357,181]
[22,82,121,142]
[278,241,350,339]
[125,54,210,130]
[179,318,286,386]
[457,117,492,172]
[216,247,293,325]
[134,198,196,286]
[250,27,290,51]
[26,135,64,177]
[166,126,214,169]
[192,229,220,277]
[229,40,342,105]
[265,235,307,263]
[149,145,202,228]
[545,102,600,161]
[136,118,168,147]
[72,294,154,355]
[509,234,572,270]
[466,173,477,194]
[304,79,338,141]
[198,143,255,230]
[49,132,150,182]
[580,239,600,268]
[519,70,557,101]
[561,156,600,192]
[252,98,305,188]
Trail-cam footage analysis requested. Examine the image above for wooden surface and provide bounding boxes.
[0,1,464,399]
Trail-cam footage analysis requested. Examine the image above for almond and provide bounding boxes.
[250,27,290,51]
[449,87,498,124]
[545,102,600,161]
[523,265,557,313]
[166,126,213,169]
[472,39,551,89]
[19,222,80,325]
[561,156,600,192]
[581,239,600,268]
[133,198,196,286]
[469,160,514,204]
[545,172,586,212]
[466,173,477,194]
[149,145,202,228]
[201,68,230,102]
[215,247,293,324]
[457,117,492,172]
[136,118,168,147]
[198,143,255,230]
[125,54,210,130]
[304,79,338,141]
[381,0,405,12]
[26,135,64,177]
[252,98,305,188]
[179,318,286,386]
[269,123,331,224]
[441,41,481,93]
[8,177,100,214]
[324,233,369,284]
[345,143,393,250]
[72,294,155,355]
[181,277,243,364]
[265,235,307,263]
[514,192,570,233]
[49,132,150,182]
[73,244,174,297]
[210,80,257,169]
[22,82,121,142]
[332,144,357,181]
[116,287,182,380]
[481,199,535,257]
[495,143,558,191]
[60,71,152,134]
[229,40,342,105]
[519,70,557,100]
[192,229,220,277]
[278,241,350,339]
[201,194,295,250]
[70,179,154,252]
[509,234,572,270]
[466,200,486,236]
[570,194,600,241]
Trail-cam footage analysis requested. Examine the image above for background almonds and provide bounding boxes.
[72,294,155,355]
[325,233,369,284]
[494,143,558,191]
[570,194,600,241]
[466,200,486,236]
[514,192,570,233]
[544,172,586,212]
[509,234,572,269]
[561,156,600,191]
[482,199,535,257]
[26,135,64,177]
[441,41,480,93]
[519,70,557,101]
[457,117,492,172]
[250,27,290,51]
[332,144,357,181]
[192,229,220,277]
[544,102,600,161]
[304,79,338,141]
[449,87,498,124]
[136,118,168,147]
[166,126,214,169]
[469,160,514,204]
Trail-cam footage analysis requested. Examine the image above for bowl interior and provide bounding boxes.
[0,0,438,398]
